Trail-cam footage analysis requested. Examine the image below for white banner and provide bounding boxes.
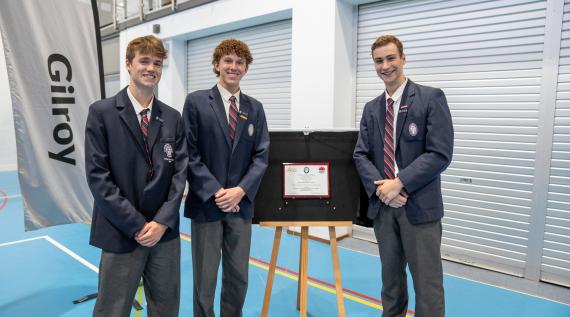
[0,0,102,230]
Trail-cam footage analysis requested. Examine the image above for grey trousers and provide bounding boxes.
[374,206,444,317]
[92,237,181,317]
[191,213,252,317]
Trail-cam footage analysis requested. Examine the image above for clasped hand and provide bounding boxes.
[215,186,245,212]
[135,221,167,247]
[375,178,408,208]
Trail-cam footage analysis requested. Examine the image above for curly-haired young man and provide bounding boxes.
[182,39,269,317]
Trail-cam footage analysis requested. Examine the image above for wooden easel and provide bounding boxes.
[259,221,352,317]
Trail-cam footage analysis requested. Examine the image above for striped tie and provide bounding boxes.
[228,96,238,140]
[140,108,149,138]
[139,108,153,180]
[384,98,396,179]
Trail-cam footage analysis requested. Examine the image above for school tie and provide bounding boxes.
[228,96,239,140]
[139,108,153,180]
[384,98,396,179]
[140,108,149,138]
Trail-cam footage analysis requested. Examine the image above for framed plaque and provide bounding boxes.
[253,131,360,223]
[282,162,330,199]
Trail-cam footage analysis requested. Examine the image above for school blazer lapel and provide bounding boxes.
[209,85,232,149]
[116,88,148,157]
[395,80,415,147]
[375,92,386,142]
[146,99,162,152]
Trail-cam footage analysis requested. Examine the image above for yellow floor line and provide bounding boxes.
[250,259,383,311]
[135,285,144,317]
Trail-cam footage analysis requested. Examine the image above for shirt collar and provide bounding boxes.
[127,85,153,115]
[217,83,240,105]
[385,78,408,103]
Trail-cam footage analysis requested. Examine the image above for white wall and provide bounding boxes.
[290,0,356,128]
[0,38,17,171]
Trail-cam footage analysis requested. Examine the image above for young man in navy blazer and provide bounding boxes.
[182,39,269,316]
[354,35,454,317]
[85,35,187,317]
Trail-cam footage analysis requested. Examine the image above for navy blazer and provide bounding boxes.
[182,85,269,222]
[353,80,454,224]
[85,87,188,253]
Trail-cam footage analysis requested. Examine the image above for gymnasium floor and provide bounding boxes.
[0,170,569,317]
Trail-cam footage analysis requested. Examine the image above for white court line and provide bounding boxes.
[0,235,47,247]
[0,235,99,273]
[44,236,99,273]
[2,194,21,199]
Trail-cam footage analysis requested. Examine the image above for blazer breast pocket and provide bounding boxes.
[241,121,256,143]
[159,138,175,163]
[402,119,425,142]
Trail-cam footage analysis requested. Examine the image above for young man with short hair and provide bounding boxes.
[85,35,187,317]
[182,39,269,317]
[354,35,454,317]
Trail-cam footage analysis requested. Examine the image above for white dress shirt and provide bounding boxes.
[217,83,240,122]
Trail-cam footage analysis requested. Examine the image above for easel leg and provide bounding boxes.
[299,226,309,317]
[262,226,283,317]
[329,226,346,317]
